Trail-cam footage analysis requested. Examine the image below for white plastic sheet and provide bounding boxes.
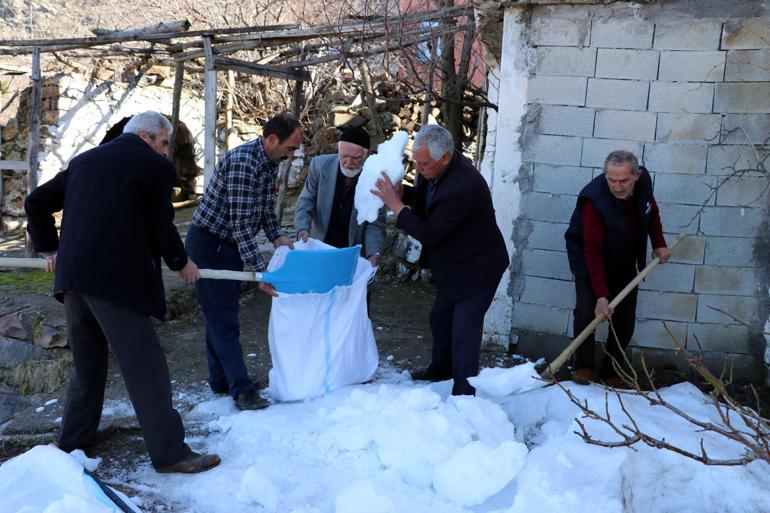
[267,239,379,401]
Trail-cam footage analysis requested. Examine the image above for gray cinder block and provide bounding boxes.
[659,51,726,82]
[649,82,715,114]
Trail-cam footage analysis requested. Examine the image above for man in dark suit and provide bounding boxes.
[294,126,385,266]
[372,124,509,395]
[25,111,220,474]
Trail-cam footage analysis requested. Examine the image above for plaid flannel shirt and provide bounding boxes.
[192,138,283,271]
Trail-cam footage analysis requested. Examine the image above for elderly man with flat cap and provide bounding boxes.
[294,126,385,265]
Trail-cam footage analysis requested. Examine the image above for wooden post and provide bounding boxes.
[358,59,384,142]
[274,76,304,223]
[225,69,235,150]
[168,60,184,163]
[203,37,217,189]
[25,47,42,256]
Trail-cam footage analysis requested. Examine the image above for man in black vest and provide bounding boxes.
[25,111,220,473]
[564,150,671,387]
[372,124,509,396]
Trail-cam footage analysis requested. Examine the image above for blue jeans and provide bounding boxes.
[185,224,256,398]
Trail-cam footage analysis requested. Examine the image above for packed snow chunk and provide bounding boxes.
[433,440,528,506]
[448,395,516,446]
[190,396,239,418]
[468,362,544,397]
[236,465,282,512]
[0,445,140,513]
[354,131,409,224]
[335,480,394,513]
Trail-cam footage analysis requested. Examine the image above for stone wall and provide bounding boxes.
[479,0,770,381]
[1,73,206,229]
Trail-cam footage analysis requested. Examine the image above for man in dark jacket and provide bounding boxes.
[373,124,509,395]
[25,111,219,474]
[564,150,671,387]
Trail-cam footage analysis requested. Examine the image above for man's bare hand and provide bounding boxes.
[367,254,381,267]
[595,297,613,319]
[297,229,309,243]
[259,282,278,297]
[653,246,671,264]
[274,235,294,250]
[178,259,200,284]
[43,252,56,273]
[372,171,406,215]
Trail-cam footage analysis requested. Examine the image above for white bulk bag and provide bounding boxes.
[267,238,378,401]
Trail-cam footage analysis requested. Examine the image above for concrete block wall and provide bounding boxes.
[504,4,770,380]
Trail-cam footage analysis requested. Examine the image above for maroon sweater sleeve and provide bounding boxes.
[581,200,610,299]
[648,197,667,249]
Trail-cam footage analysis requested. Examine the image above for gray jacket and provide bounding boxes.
[294,153,386,258]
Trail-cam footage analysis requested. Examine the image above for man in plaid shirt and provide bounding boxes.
[186,112,302,410]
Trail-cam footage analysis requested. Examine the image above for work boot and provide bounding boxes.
[156,451,221,474]
[235,389,270,411]
[410,367,451,382]
[570,367,593,385]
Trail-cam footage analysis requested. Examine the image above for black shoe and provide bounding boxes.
[156,451,221,474]
[410,367,451,382]
[235,390,270,411]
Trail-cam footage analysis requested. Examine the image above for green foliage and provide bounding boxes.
[0,270,54,294]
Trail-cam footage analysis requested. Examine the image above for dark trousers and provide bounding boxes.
[573,269,638,377]
[427,287,497,396]
[185,224,256,398]
[60,292,189,469]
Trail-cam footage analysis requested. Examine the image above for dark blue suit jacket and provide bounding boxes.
[396,151,509,300]
[25,133,188,319]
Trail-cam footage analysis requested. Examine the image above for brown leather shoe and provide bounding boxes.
[571,367,593,385]
[85,424,117,448]
[156,451,221,474]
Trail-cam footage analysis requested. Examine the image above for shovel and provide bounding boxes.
[0,245,361,294]
[541,233,686,380]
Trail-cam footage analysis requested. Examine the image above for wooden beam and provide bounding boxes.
[275,66,305,223]
[225,70,235,151]
[0,23,298,48]
[0,160,30,170]
[25,48,42,256]
[92,20,191,37]
[203,38,217,189]
[213,56,311,81]
[169,6,468,60]
[168,61,185,163]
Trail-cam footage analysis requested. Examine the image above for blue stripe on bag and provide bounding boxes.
[322,288,338,394]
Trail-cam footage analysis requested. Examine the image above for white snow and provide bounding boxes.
[2,366,770,513]
[354,131,409,224]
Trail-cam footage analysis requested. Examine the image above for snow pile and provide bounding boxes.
[354,131,409,224]
[0,445,140,513]
[3,366,770,512]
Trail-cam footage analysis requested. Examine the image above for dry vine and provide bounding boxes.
[556,320,770,466]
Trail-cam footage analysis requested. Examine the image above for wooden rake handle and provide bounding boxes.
[0,257,264,282]
[540,233,686,380]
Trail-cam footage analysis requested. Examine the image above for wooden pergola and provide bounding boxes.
[0,6,472,251]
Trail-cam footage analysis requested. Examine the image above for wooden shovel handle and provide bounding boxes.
[540,233,686,380]
[0,257,264,282]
